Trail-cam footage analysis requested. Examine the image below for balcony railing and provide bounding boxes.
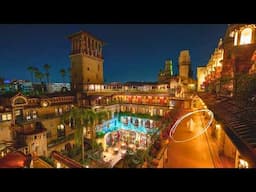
[48,133,74,148]
[16,111,70,125]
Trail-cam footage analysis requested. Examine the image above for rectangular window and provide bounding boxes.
[7,114,12,120]
[2,114,7,121]
[88,79,90,82]
[88,67,90,71]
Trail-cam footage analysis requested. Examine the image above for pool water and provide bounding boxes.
[96,116,157,135]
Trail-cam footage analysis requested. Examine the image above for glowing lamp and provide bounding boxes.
[41,101,49,107]
[57,162,61,168]
[216,124,221,130]
[239,159,249,168]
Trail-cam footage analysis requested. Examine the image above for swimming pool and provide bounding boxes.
[96,116,158,135]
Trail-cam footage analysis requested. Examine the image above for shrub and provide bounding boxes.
[40,156,55,167]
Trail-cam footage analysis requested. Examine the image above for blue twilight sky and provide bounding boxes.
[0,24,227,83]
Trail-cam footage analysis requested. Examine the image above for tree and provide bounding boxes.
[43,64,51,85]
[35,71,44,83]
[92,110,108,141]
[61,107,108,164]
[60,69,66,83]
[34,70,45,94]
[27,66,35,82]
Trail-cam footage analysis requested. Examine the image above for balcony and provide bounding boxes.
[47,133,74,148]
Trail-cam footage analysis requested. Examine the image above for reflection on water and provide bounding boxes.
[96,116,158,135]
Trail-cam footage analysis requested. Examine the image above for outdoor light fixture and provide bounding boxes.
[57,162,61,168]
[216,124,221,130]
[40,101,49,107]
[239,159,249,168]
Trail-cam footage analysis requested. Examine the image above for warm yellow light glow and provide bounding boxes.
[57,162,61,168]
[234,31,238,46]
[41,101,48,107]
[216,124,221,129]
[240,28,252,45]
[239,159,249,168]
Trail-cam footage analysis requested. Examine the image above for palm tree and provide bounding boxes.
[35,70,45,94]
[33,67,39,81]
[35,71,44,83]
[93,110,108,140]
[27,66,35,82]
[60,69,66,83]
[61,107,108,164]
[43,64,51,85]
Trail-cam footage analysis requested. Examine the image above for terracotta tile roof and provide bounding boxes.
[0,151,27,168]
[199,93,256,167]
[51,151,83,168]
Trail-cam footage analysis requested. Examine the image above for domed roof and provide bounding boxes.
[0,151,27,168]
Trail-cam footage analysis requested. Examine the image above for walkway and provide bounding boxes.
[165,111,215,168]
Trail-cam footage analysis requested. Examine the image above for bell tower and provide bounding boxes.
[68,31,104,92]
[179,50,191,79]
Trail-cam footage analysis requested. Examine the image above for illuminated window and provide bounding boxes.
[240,28,252,45]
[7,114,12,120]
[57,124,65,138]
[234,31,238,46]
[2,114,7,121]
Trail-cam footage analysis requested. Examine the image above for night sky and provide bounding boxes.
[0,24,227,83]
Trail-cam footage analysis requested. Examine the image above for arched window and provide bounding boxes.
[240,28,252,45]
[14,98,26,105]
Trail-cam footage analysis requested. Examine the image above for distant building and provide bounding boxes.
[0,80,33,95]
[46,83,70,93]
[179,50,191,79]
[158,59,174,83]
